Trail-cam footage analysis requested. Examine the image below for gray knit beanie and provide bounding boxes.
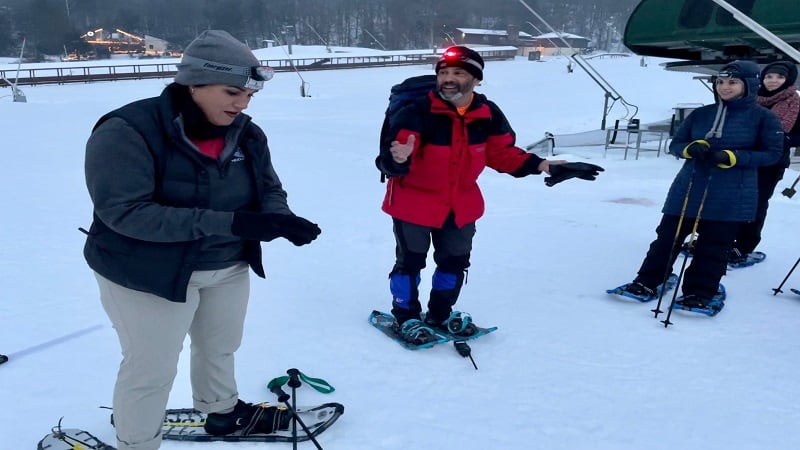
[175,30,269,90]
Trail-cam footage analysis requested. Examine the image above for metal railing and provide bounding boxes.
[1,49,517,87]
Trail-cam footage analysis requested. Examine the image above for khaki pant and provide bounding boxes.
[96,263,250,450]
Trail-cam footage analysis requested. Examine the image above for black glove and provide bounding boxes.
[682,140,710,159]
[231,212,321,246]
[544,162,605,187]
[705,150,734,167]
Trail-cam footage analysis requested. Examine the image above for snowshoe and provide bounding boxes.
[369,310,449,350]
[672,285,727,316]
[790,288,800,297]
[607,273,678,302]
[424,311,476,336]
[396,319,440,346]
[160,402,343,443]
[728,251,766,269]
[423,311,497,341]
[369,310,497,350]
[38,419,116,449]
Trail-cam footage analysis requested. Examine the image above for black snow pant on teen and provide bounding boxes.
[634,214,740,300]
[733,163,785,255]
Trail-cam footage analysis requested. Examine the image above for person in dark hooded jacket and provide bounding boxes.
[615,60,783,314]
[729,61,799,262]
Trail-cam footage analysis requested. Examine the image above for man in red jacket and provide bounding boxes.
[376,46,602,345]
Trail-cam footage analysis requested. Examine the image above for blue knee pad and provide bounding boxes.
[432,270,459,291]
[390,273,421,309]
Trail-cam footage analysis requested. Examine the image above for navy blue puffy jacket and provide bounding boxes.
[665,60,784,222]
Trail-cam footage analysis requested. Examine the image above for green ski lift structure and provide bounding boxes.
[624,0,800,73]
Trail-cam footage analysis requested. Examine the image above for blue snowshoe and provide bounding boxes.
[607,273,678,302]
[672,285,727,316]
[728,251,766,269]
[422,311,497,341]
[369,311,449,350]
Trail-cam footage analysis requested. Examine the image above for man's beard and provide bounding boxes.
[437,81,468,102]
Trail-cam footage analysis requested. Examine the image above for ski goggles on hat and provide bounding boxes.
[251,66,275,82]
[180,55,274,89]
[716,67,756,80]
[716,69,740,79]
[438,49,483,72]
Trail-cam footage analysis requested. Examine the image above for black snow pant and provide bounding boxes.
[733,163,785,255]
[389,213,475,325]
[635,214,739,300]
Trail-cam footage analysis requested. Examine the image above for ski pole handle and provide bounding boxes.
[270,385,290,403]
[287,368,302,388]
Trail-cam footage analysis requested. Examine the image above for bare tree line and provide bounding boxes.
[0,0,639,59]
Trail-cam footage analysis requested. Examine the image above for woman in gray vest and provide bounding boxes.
[83,30,320,450]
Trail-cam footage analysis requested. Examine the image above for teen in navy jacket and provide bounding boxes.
[617,60,783,313]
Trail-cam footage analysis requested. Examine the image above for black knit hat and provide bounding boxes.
[435,46,484,80]
[758,61,798,95]
[762,61,797,84]
[765,63,789,78]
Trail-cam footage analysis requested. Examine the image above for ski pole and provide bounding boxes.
[269,384,325,450]
[662,174,712,328]
[773,256,800,295]
[652,170,695,318]
[287,368,302,450]
[453,340,478,370]
[781,173,800,198]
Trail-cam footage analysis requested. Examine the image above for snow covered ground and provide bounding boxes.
[1,47,799,450]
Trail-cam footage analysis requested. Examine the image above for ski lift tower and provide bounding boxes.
[3,37,27,102]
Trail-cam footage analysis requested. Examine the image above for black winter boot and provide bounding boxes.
[204,400,291,436]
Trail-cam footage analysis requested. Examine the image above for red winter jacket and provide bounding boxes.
[380,91,541,228]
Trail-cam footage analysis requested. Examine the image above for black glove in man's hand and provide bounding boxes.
[544,162,605,187]
[231,211,321,246]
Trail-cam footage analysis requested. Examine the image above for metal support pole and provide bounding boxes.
[711,0,800,64]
